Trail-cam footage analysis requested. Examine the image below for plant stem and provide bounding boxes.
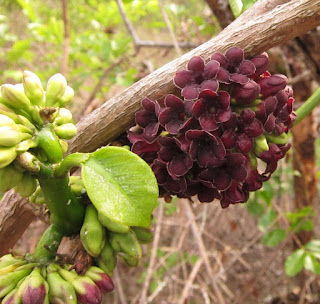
[38,174,85,236]
[54,152,89,177]
[29,224,64,264]
[294,87,320,126]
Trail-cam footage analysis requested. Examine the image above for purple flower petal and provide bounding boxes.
[239,60,256,75]
[215,108,232,123]
[158,108,177,126]
[142,98,156,112]
[173,70,194,89]
[264,114,276,133]
[237,133,253,153]
[181,85,200,100]
[211,52,227,68]
[187,56,205,73]
[243,119,264,138]
[199,114,219,131]
[230,73,249,85]
[230,164,247,182]
[203,60,220,79]
[200,80,219,92]
[225,47,244,68]
[164,94,185,112]
[221,130,236,149]
[216,68,230,84]
[168,155,193,178]
[198,187,221,202]
[233,80,260,105]
[250,53,269,78]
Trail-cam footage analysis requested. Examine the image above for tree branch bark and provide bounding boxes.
[68,0,320,154]
[1,0,320,254]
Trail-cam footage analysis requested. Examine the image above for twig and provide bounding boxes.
[80,56,127,118]
[158,0,182,56]
[61,0,70,76]
[114,268,128,304]
[185,202,226,304]
[178,257,204,304]
[140,200,164,303]
[115,0,198,52]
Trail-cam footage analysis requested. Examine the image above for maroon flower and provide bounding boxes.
[173,56,220,100]
[192,90,231,131]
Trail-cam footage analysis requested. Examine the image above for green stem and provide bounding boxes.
[294,87,320,126]
[29,224,64,264]
[54,152,89,177]
[38,174,85,236]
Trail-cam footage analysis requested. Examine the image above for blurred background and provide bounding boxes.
[1,0,320,303]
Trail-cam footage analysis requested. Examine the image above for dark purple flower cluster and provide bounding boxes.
[128,47,296,208]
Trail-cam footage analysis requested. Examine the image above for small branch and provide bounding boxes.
[158,0,182,56]
[140,200,164,303]
[115,0,198,52]
[61,0,70,76]
[204,0,234,29]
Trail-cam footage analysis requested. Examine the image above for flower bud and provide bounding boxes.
[45,73,67,107]
[59,86,74,107]
[258,74,287,97]
[1,84,32,113]
[22,71,45,107]
[85,266,114,294]
[0,114,16,127]
[59,139,69,154]
[233,80,260,105]
[0,164,23,193]
[14,173,37,197]
[18,267,49,304]
[253,135,269,156]
[54,123,77,139]
[58,266,102,304]
[53,108,73,125]
[0,103,19,123]
[0,126,25,147]
[265,132,288,145]
[0,146,17,168]
[46,264,77,304]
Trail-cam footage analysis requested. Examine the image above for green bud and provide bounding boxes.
[29,186,45,205]
[0,164,24,192]
[17,115,36,132]
[70,176,86,196]
[45,73,67,107]
[131,226,153,244]
[59,86,74,107]
[30,106,45,127]
[98,213,130,234]
[0,268,32,298]
[59,139,69,154]
[265,132,288,145]
[117,252,140,267]
[0,103,20,122]
[1,84,32,113]
[0,254,25,270]
[14,173,37,197]
[22,71,45,106]
[0,114,16,127]
[253,134,269,156]
[0,146,17,168]
[54,123,77,140]
[95,241,117,277]
[248,152,258,169]
[15,139,37,153]
[0,126,25,147]
[53,108,73,125]
[109,229,142,260]
[46,264,77,304]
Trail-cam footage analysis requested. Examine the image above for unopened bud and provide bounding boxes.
[1,84,32,113]
[0,164,23,193]
[59,86,74,107]
[54,123,77,139]
[45,73,67,107]
[0,146,17,168]
[14,173,37,197]
[85,266,114,294]
[53,108,73,125]
[22,71,45,106]
[0,126,25,147]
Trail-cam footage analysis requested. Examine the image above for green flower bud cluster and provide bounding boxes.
[79,203,153,276]
[0,254,114,304]
[0,71,77,162]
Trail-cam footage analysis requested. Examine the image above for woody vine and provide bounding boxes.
[0,47,318,304]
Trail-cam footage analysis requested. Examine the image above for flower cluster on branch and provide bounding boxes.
[128,47,296,208]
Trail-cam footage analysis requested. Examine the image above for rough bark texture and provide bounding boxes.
[0,190,47,256]
[1,0,320,254]
[68,0,320,154]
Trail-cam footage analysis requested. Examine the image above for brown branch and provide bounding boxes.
[204,0,234,28]
[61,0,70,76]
[115,0,198,51]
[68,0,320,154]
[0,190,47,256]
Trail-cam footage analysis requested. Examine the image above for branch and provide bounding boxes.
[68,0,320,154]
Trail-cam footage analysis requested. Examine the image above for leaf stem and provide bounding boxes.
[54,152,89,177]
[294,87,320,126]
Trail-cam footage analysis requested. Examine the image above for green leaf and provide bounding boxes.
[304,254,320,275]
[241,0,257,12]
[262,229,286,247]
[82,146,159,228]
[228,0,243,18]
[258,209,277,231]
[305,240,320,253]
[285,249,306,277]
[246,198,264,217]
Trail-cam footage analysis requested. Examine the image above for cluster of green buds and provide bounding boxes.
[0,254,113,304]
[80,203,153,276]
